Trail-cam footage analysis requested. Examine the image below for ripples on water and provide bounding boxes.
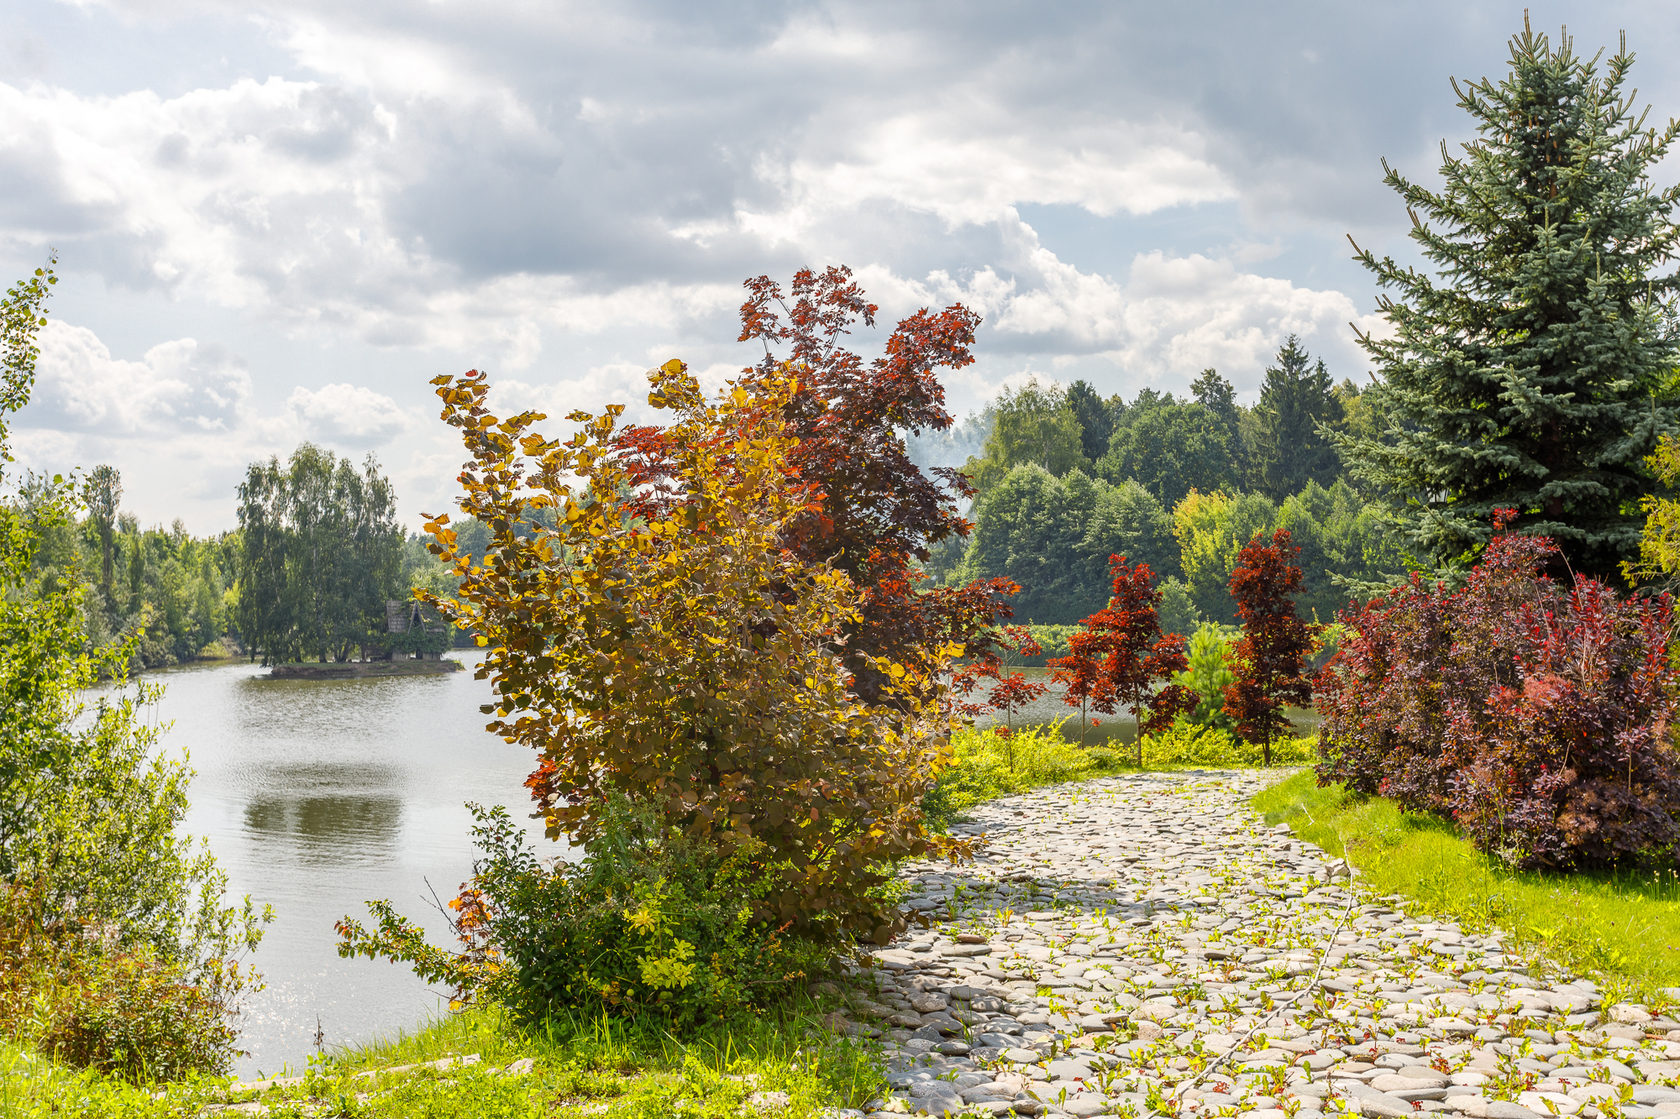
[122,652,556,1078]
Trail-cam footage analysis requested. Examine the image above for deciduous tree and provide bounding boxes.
[1223,530,1314,765]
[951,624,1047,738]
[0,260,262,1071]
[619,267,1015,709]
[84,464,120,601]
[1066,379,1115,465]
[964,379,1086,497]
[235,446,403,664]
[1099,398,1241,511]
[1048,624,1109,746]
[1078,556,1196,767]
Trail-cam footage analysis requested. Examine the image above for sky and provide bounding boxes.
[5,0,1680,533]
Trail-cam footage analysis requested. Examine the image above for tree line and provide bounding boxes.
[926,339,1399,629]
[12,450,465,670]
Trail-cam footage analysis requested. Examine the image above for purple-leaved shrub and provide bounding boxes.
[1316,514,1680,869]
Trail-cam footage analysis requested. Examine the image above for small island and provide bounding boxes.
[253,583,463,680]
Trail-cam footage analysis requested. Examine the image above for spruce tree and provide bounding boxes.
[1345,20,1680,580]
[1066,379,1115,464]
[1249,336,1343,500]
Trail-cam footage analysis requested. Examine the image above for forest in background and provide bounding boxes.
[15,332,1384,673]
[916,335,1402,632]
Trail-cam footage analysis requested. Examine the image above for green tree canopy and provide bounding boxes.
[964,379,1085,496]
[235,444,404,664]
[958,463,1096,622]
[1065,379,1116,465]
[1171,489,1279,624]
[1345,20,1680,580]
[1099,396,1241,508]
[1081,477,1178,588]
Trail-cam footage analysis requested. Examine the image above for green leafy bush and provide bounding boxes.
[0,883,238,1083]
[1141,719,1314,767]
[339,797,836,1026]
[0,261,263,1081]
[1173,622,1237,730]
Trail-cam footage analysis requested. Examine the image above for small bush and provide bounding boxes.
[0,883,238,1082]
[1141,719,1314,767]
[922,722,1097,828]
[339,797,837,1026]
[1174,622,1237,731]
[1316,519,1680,870]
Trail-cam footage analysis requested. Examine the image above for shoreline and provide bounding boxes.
[266,659,464,680]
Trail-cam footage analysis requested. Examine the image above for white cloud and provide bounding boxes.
[13,0,1624,531]
[286,383,407,444]
[33,319,251,434]
[1114,251,1360,387]
[771,112,1234,230]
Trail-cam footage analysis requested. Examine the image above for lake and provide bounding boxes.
[135,651,554,1079]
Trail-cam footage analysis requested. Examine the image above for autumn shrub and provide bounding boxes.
[338,798,835,1026]
[405,362,964,945]
[1224,529,1315,766]
[639,266,1014,709]
[1316,518,1680,869]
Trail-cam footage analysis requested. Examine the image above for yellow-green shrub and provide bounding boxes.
[338,797,839,1026]
[922,722,1098,827]
[1141,719,1314,767]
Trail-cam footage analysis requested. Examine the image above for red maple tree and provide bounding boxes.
[615,266,1016,707]
[953,624,1047,736]
[1048,625,1111,747]
[1223,529,1315,766]
[1076,556,1196,767]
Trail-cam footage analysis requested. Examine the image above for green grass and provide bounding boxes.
[1253,770,1680,1007]
[0,1000,886,1118]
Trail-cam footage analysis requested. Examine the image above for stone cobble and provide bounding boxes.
[826,771,1680,1119]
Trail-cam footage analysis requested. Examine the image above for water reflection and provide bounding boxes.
[242,793,405,865]
[118,652,555,1078]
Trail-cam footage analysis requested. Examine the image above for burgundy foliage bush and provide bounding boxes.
[1315,516,1680,869]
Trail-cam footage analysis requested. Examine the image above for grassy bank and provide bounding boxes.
[4,723,1322,1117]
[0,1000,885,1118]
[1253,770,1680,1006]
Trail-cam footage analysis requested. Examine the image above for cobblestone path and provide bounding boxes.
[836,771,1680,1119]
